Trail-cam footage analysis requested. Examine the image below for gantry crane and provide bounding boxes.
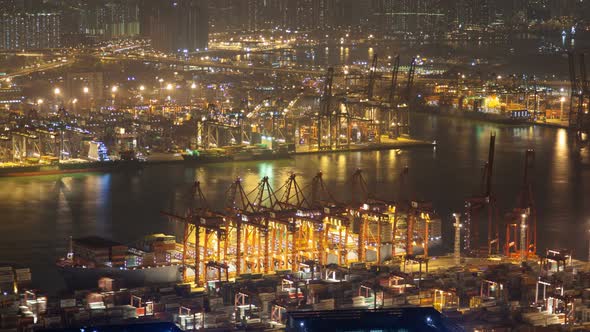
[388,55,401,137]
[568,52,590,140]
[162,181,227,286]
[310,171,339,209]
[367,54,379,101]
[505,149,537,258]
[465,132,500,256]
[317,67,334,150]
[398,57,416,137]
[277,173,310,210]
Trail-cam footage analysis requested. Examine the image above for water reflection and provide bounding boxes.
[1,114,590,293]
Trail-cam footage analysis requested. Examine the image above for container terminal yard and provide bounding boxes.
[2,22,590,332]
[0,132,587,331]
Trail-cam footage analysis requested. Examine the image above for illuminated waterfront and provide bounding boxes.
[0,113,587,293]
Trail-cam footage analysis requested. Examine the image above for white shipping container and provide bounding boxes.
[60,299,76,308]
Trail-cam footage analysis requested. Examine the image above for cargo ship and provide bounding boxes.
[0,159,143,177]
[458,109,532,125]
[57,234,183,290]
[182,144,294,164]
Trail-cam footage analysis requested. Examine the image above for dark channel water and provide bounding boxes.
[0,113,589,293]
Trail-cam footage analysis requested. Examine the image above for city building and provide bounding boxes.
[146,0,209,53]
[79,0,140,40]
[372,0,445,35]
[65,72,105,110]
[0,10,61,50]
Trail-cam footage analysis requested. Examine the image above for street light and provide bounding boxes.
[560,97,566,121]
[111,86,118,106]
[166,83,173,91]
[83,86,89,94]
[53,87,61,110]
[139,85,145,92]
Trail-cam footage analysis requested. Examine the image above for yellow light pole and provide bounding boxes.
[53,87,61,110]
[190,82,196,104]
[166,83,174,105]
[560,97,566,121]
[111,85,118,106]
[83,86,90,114]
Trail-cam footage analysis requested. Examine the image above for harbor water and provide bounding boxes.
[0,113,588,293]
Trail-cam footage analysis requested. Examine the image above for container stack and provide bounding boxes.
[0,267,15,294]
[14,268,31,290]
[111,244,128,268]
[312,298,335,310]
[25,296,47,316]
[352,296,368,308]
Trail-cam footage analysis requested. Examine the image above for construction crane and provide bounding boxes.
[464,132,500,256]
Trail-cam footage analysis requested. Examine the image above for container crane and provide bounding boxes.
[162,181,226,286]
[318,67,334,150]
[388,55,400,137]
[505,149,537,258]
[464,132,500,256]
[399,57,416,137]
[367,54,378,101]
[568,52,590,139]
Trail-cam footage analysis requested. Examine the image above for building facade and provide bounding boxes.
[146,0,209,53]
[0,11,61,50]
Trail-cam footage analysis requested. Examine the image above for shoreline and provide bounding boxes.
[0,138,436,178]
[416,108,570,129]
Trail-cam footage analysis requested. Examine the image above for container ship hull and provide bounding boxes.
[0,160,143,177]
[459,110,531,125]
[182,150,292,164]
[58,265,182,290]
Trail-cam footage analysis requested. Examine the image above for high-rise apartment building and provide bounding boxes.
[80,0,140,39]
[0,10,61,49]
[372,0,445,34]
[146,0,209,53]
